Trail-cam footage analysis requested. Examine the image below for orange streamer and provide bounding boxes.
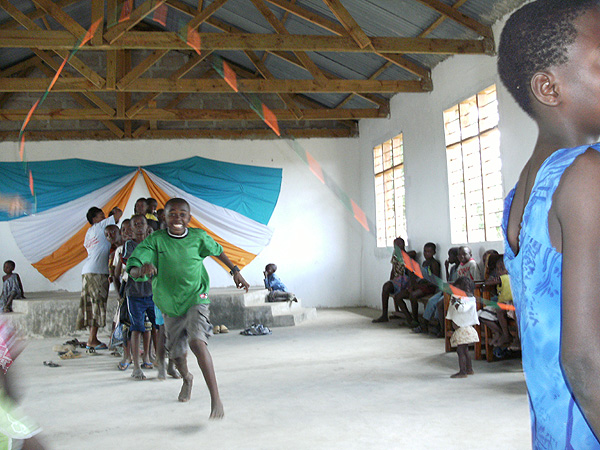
[261,104,280,136]
[186,27,201,56]
[141,170,255,271]
[119,0,133,22]
[351,199,369,232]
[32,172,138,282]
[153,3,168,26]
[305,152,325,184]
[223,61,238,92]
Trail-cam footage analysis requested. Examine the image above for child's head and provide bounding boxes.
[130,214,148,240]
[147,198,158,213]
[423,242,436,260]
[458,246,472,264]
[448,247,459,264]
[393,237,405,250]
[453,276,475,297]
[494,255,507,275]
[498,0,600,119]
[156,208,165,223]
[134,198,148,215]
[3,260,15,275]
[120,219,132,241]
[265,263,277,275]
[164,198,191,236]
[86,206,105,225]
[104,224,121,246]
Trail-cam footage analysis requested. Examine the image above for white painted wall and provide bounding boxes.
[358,17,539,309]
[0,138,364,308]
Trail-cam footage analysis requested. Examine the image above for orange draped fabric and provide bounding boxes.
[32,172,138,282]
[141,170,255,271]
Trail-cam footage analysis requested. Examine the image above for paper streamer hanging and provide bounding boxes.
[17,19,101,214]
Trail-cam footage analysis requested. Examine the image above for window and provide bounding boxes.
[444,85,503,243]
[373,133,406,247]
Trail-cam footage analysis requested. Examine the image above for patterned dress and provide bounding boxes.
[503,144,600,449]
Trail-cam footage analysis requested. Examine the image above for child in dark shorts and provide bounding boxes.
[122,214,155,380]
[127,197,249,419]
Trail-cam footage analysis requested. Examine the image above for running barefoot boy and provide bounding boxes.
[127,198,249,419]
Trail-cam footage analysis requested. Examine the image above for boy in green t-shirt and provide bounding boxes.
[127,198,249,419]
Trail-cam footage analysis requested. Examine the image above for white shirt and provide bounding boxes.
[445,295,479,327]
[82,215,116,275]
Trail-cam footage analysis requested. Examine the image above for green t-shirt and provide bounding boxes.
[126,228,223,317]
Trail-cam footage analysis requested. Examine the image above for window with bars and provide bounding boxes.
[373,133,406,248]
[444,85,503,244]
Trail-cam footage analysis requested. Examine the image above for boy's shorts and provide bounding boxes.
[163,303,212,359]
[391,274,410,294]
[127,295,156,333]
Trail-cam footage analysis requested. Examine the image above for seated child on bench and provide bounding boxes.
[264,263,297,302]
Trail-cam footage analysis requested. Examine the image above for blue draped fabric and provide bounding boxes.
[0,157,282,225]
[0,159,135,221]
[144,157,282,225]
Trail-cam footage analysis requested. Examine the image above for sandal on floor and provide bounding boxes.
[219,325,229,333]
[141,362,153,369]
[43,361,60,367]
[118,361,130,371]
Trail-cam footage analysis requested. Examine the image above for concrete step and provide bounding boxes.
[9,288,316,337]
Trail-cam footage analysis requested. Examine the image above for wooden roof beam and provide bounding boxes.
[0,0,79,30]
[413,0,493,39]
[0,56,38,77]
[0,107,384,121]
[0,31,492,55]
[29,0,87,38]
[0,77,426,93]
[251,0,326,80]
[187,0,229,30]
[263,0,347,36]
[322,0,370,49]
[420,0,469,37]
[0,127,355,140]
[91,0,103,46]
[104,0,167,44]
[117,49,169,89]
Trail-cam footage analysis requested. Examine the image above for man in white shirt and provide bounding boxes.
[76,206,123,349]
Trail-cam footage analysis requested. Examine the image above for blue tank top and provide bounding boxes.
[502,144,600,449]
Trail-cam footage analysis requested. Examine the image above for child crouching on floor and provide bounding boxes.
[1,260,24,313]
[446,276,479,379]
[263,263,296,302]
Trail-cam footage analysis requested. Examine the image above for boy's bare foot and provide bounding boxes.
[167,363,182,379]
[496,335,512,348]
[210,400,224,420]
[157,362,166,380]
[131,368,146,380]
[450,372,468,378]
[178,374,193,402]
[372,315,388,323]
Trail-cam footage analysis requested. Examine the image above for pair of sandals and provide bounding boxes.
[213,325,229,334]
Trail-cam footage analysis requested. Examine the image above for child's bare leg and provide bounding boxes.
[189,338,224,419]
[156,326,167,380]
[394,291,413,325]
[130,331,146,380]
[142,330,151,365]
[373,281,394,322]
[167,359,181,378]
[451,344,469,378]
[481,319,502,346]
[173,354,193,402]
[465,348,474,375]
[496,310,512,347]
[3,292,15,312]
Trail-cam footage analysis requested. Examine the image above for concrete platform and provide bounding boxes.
[13,308,530,449]
[9,288,317,337]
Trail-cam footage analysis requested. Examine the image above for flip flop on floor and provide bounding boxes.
[94,343,108,350]
[141,362,153,369]
[43,361,60,367]
[118,361,130,371]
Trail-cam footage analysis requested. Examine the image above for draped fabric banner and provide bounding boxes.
[1,158,282,282]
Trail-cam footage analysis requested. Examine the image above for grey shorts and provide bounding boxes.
[163,303,213,358]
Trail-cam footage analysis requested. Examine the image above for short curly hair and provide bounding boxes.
[498,0,598,117]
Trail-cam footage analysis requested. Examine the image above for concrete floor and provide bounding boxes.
[14,308,530,450]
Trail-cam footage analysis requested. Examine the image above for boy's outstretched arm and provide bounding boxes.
[556,149,600,439]
[217,252,249,292]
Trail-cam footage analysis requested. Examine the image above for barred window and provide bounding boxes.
[444,85,503,243]
[374,133,406,247]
